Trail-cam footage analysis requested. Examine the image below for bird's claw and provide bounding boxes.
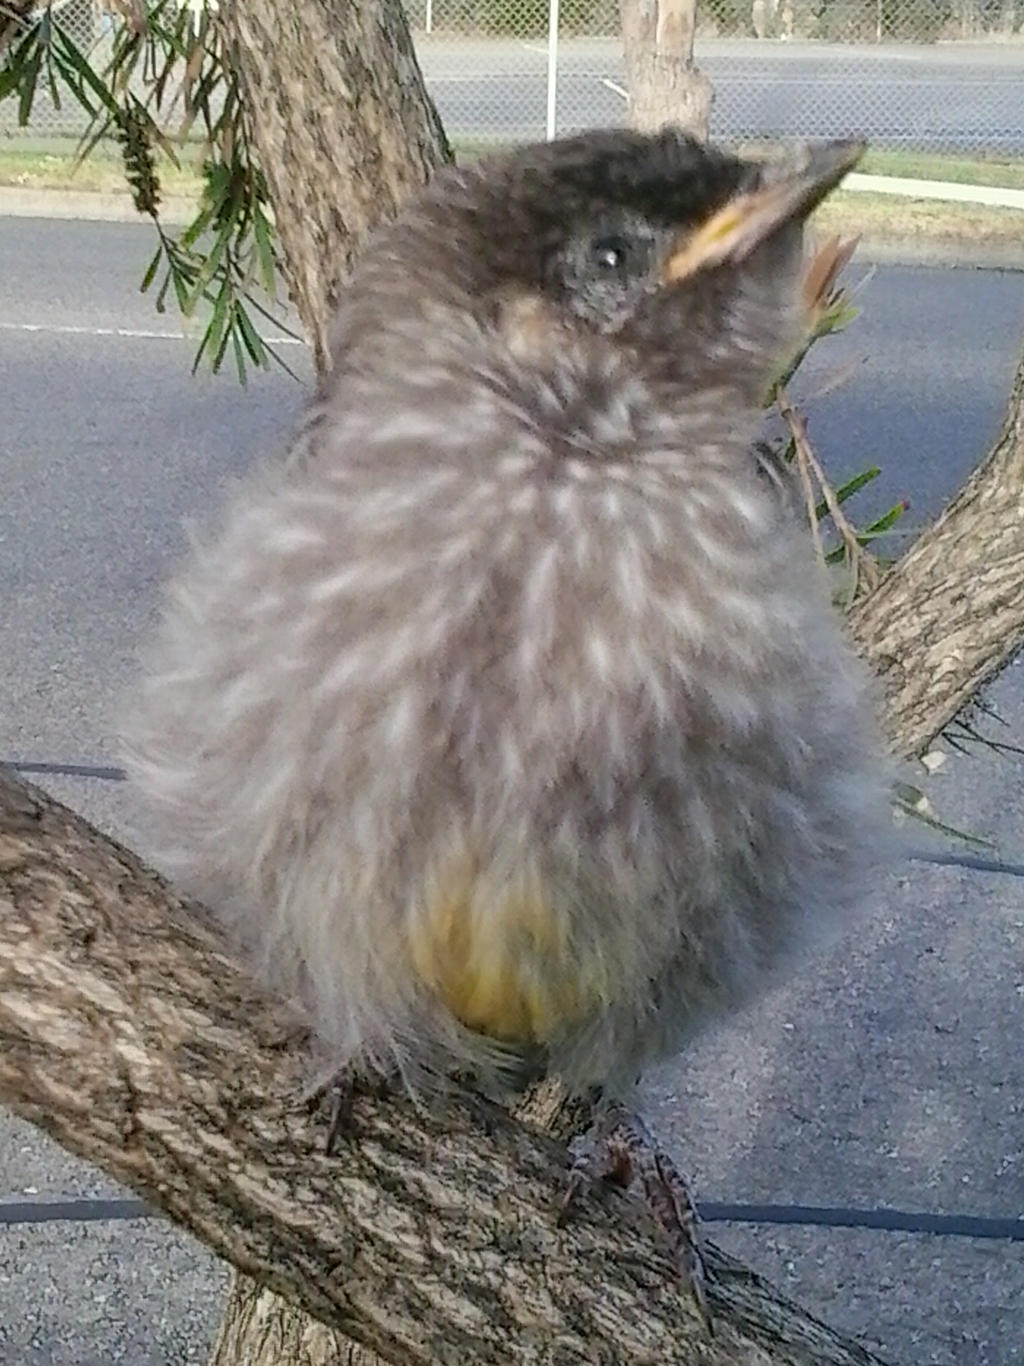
[560,1102,712,1336]
[304,1061,400,1155]
[304,1065,359,1155]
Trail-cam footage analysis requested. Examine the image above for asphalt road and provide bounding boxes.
[1,217,1024,1364]
[414,36,1024,151]
[4,35,1023,154]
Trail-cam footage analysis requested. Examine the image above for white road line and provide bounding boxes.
[599,76,628,99]
[0,320,306,344]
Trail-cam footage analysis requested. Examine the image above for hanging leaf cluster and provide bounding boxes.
[0,0,293,381]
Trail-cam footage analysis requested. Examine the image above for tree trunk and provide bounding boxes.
[209,1273,378,1366]
[849,345,1024,759]
[217,0,452,376]
[619,0,713,139]
[0,766,885,1366]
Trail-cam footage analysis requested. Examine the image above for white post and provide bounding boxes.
[545,0,559,140]
[425,0,433,34]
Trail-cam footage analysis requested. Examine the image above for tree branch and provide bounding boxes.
[849,346,1024,758]
[0,765,884,1365]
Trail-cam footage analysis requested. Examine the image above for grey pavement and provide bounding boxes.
[1,217,1023,1363]
[412,35,1024,152]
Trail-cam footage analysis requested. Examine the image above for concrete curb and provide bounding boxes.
[847,171,1024,210]
[0,184,1021,271]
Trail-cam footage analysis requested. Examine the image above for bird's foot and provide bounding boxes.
[304,1063,395,1155]
[307,1061,506,1154]
[559,1101,712,1335]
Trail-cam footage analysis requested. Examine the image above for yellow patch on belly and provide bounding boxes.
[408,852,610,1045]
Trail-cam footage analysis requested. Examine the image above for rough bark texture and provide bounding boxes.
[849,346,1024,759]
[211,1076,593,1366]
[208,1079,598,1366]
[619,0,713,138]
[0,766,885,1366]
[216,0,452,376]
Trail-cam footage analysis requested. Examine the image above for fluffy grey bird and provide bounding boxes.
[123,128,890,1318]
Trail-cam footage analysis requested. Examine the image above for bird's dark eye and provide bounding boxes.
[591,235,631,272]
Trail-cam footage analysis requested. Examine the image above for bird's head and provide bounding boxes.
[340,128,863,408]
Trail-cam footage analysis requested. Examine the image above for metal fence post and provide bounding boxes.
[546,0,560,139]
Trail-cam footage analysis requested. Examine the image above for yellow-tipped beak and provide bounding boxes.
[662,138,867,285]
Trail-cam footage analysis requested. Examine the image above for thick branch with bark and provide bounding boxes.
[0,766,882,1365]
[849,345,1024,758]
[217,0,452,374]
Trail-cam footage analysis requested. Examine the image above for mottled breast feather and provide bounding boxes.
[121,128,891,1099]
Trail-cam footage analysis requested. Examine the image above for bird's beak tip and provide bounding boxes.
[780,136,868,201]
[662,137,867,286]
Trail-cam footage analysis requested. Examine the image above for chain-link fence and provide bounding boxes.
[0,0,113,136]
[409,0,1024,155]
[3,0,1024,156]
